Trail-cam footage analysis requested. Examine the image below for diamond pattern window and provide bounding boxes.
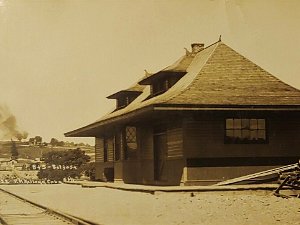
[124,126,137,159]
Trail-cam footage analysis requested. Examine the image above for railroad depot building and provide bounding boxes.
[65,39,300,185]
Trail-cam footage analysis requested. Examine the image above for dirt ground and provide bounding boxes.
[1,184,300,225]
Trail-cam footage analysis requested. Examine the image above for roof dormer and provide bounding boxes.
[139,43,204,98]
[107,84,144,110]
[140,71,186,97]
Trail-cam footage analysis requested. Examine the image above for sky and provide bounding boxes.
[0,0,300,145]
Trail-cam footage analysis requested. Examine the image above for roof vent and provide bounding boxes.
[191,43,204,53]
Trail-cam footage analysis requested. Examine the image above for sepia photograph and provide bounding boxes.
[0,0,300,224]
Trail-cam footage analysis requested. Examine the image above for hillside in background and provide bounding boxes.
[0,141,94,160]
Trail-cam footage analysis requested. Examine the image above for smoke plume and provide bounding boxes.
[0,104,28,141]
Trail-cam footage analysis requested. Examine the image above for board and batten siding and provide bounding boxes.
[167,127,183,158]
[140,127,153,160]
[107,138,114,162]
[95,137,104,163]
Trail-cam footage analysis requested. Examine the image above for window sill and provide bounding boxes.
[224,140,268,144]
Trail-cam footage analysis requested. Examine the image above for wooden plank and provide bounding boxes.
[107,138,114,162]
[95,138,104,163]
[141,128,153,160]
[167,127,183,158]
[215,163,299,186]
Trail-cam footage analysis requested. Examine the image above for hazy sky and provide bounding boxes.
[0,0,300,144]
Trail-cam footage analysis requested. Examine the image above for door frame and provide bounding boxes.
[153,129,167,181]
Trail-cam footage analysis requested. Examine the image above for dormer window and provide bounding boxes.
[137,44,203,99]
[107,88,143,110]
[116,96,128,109]
[140,71,186,99]
[152,79,168,96]
[116,95,137,109]
[150,75,183,97]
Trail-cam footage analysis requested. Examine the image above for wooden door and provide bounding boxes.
[153,132,167,181]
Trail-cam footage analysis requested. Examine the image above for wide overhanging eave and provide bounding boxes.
[65,103,300,137]
[64,105,154,137]
[153,103,300,111]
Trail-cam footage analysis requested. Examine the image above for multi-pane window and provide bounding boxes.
[116,96,138,109]
[124,126,137,159]
[225,118,267,144]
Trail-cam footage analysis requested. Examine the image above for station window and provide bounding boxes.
[124,126,137,160]
[225,118,267,144]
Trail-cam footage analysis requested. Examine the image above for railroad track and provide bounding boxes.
[0,188,98,225]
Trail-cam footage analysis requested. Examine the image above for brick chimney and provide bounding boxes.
[191,43,204,53]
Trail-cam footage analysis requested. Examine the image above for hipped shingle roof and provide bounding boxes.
[165,42,300,106]
[65,41,300,137]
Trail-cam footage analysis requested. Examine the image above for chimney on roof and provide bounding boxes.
[191,43,204,53]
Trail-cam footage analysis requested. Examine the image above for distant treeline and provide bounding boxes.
[26,136,91,147]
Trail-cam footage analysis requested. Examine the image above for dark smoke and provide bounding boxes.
[0,105,28,141]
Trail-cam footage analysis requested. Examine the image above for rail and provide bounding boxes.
[0,187,100,225]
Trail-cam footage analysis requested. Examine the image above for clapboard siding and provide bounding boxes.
[167,127,183,158]
[107,137,114,162]
[95,138,104,163]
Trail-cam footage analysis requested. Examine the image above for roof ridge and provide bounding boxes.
[203,39,221,50]
[163,42,220,104]
[153,41,220,73]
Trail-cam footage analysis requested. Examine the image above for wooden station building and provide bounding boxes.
[65,39,300,185]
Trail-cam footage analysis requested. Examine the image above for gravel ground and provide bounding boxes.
[1,184,300,225]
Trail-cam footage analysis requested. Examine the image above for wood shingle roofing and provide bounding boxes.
[165,42,300,106]
[139,53,195,85]
[65,40,300,137]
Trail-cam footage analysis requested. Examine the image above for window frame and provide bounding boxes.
[150,76,183,97]
[151,79,168,97]
[124,126,138,160]
[224,118,268,144]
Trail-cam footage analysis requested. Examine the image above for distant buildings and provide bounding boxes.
[0,158,41,171]
[0,158,16,171]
